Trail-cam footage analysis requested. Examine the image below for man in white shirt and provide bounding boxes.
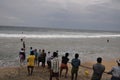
[47,51,52,69]
[50,52,59,80]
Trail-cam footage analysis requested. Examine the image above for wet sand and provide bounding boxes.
[0,59,117,80]
[0,37,120,67]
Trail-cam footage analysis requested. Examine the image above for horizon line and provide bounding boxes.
[0,25,120,33]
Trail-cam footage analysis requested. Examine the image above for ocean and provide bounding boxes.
[0,26,120,67]
[0,26,120,38]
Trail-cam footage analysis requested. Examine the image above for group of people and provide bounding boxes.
[92,57,120,80]
[30,47,47,67]
[19,47,120,80]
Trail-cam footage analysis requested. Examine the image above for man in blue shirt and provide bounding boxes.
[71,53,81,80]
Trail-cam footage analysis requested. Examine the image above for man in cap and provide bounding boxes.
[107,59,120,80]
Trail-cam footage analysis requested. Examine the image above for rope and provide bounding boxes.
[68,62,108,74]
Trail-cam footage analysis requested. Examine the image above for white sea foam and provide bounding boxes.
[0,33,120,38]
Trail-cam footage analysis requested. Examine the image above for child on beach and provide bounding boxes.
[71,53,81,80]
[50,52,59,80]
[27,51,35,76]
[91,57,105,80]
[60,53,69,78]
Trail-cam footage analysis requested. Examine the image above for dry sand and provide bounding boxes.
[0,59,118,80]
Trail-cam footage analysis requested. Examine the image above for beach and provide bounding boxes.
[0,60,117,80]
[0,27,120,80]
[1,0,120,79]
[0,37,120,80]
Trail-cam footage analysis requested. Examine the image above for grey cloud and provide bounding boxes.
[0,0,120,31]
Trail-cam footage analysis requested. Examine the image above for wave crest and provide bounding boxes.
[0,33,120,38]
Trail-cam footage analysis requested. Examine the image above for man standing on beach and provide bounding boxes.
[41,49,46,67]
[34,49,38,65]
[91,57,105,80]
[107,59,120,80]
[47,51,52,69]
[19,48,26,66]
[71,53,81,80]
[50,52,59,80]
[60,53,69,78]
[30,47,33,54]
[38,49,42,67]
[27,51,35,76]
[20,38,26,51]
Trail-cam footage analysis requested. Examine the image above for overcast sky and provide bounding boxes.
[0,0,120,31]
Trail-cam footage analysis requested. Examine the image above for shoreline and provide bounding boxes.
[0,35,120,80]
[0,37,120,67]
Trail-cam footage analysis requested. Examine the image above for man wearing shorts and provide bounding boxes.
[27,51,35,76]
[60,53,69,78]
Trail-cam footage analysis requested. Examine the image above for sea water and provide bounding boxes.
[0,26,120,67]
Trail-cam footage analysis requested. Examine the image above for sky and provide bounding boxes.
[0,0,120,31]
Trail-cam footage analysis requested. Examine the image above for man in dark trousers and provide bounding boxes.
[71,53,81,80]
[60,53,69,78]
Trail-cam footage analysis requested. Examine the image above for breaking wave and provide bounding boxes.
[0,33,120,38]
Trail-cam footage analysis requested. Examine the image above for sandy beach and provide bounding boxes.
[0,0,120,79]
[0,33,120,80]
[0,59,117,80]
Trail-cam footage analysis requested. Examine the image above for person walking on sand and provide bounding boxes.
[50,52,59,80]
[107,59,120,80]
[71,53,81,80]
[27,51,35,76]
[60,53,69,78]
[91,57,105,80]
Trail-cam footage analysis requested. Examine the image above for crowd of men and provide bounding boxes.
[19,47,120,80]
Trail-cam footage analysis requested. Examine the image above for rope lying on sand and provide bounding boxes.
[80,65,92,69]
